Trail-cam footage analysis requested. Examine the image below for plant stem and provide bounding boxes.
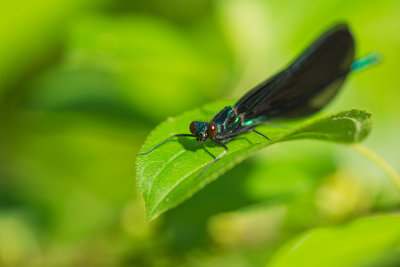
[351,144,400,192]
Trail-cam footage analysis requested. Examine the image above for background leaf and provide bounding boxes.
[136,100,372,221]
[268,214,400,267]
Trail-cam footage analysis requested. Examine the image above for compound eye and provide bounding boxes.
[190,121,197,134]
[207,122,218,137]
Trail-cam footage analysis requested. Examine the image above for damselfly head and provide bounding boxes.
[190,121,210,142]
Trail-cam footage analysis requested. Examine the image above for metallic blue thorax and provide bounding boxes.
[212,106,242,134]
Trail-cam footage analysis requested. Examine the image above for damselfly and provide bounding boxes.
[137,24,379,177]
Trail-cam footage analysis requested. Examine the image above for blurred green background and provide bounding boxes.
[1,0,400,266]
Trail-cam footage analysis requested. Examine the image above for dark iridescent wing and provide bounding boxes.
[234,24,355,121]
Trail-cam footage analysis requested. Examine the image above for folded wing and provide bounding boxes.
[234,24,355,121]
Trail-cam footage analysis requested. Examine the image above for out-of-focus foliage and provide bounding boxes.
[0,0,399,266]
[269,215,400,267]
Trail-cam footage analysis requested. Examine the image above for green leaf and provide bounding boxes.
[268,214,400,267]
[136,100,372,221]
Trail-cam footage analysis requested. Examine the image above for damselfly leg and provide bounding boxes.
[196,139,228,179]
[137,134,195,156]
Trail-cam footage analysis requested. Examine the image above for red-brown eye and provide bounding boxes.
[190,121,196,134]
[207,122,218,137]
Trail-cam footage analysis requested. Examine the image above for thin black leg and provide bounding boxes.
[218,125,270,141]
[137,134,195,156]
[252,129,270,140]
[221,121,290,141]
[219,126,254,140]
[196,139,228,179]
